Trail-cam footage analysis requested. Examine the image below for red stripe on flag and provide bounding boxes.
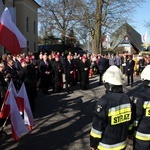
[0,24,22,55]
[11,123,19,141]
[0,91,10,118]
[15,97,24,112]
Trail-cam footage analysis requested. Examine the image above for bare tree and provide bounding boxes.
[38,0,82,44]
[38,0,145,54]
[78,0,145,54]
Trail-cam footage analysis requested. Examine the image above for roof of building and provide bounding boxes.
[110,23,142,53]
[33,0,41,8]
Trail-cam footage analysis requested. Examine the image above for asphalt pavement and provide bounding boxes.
[0,74,142,150]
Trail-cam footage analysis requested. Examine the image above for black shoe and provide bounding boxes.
[131,84,133,87]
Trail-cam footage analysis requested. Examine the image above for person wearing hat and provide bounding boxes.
[52,54,63,93]
[90,65,132,150]
[18,58,36,112]
[79,56,90,90]
[132,65,150,150]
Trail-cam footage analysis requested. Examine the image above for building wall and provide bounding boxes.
[0,0,40,55]
[15,0,40,54]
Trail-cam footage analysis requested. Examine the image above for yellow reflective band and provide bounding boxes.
[135,131,150,141]
[98,141,126,150]
[129,123,134,130]
[143,101,150,109]
[111,112,131,125]
[90,130,102,139]
[145,108,150,116]
[108,107,131,116]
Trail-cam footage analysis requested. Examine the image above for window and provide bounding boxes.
[33,21,36,34]
[34,42,36,52]
[26,17,29,32]
[27,41,29,51]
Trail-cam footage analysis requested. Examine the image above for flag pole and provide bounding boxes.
[0,116,9,141]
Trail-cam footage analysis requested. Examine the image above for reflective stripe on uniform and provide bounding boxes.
[133,120,138,127]
[129,123,134,130]
[135,131,150,141]
[98,141,127,150]
[143,101,150,109]
[90,127,102,139]
[143,101,150,116]
[108,104,131,116]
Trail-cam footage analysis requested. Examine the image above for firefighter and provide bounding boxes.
[90,65,132,150]
[132,65,150,150]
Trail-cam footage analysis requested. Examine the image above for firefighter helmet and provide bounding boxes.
[141,65,150,81]
[103,65,123,85]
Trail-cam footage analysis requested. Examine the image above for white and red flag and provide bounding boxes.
[0,80,17,118]
[142,32,147,42]
[17,83,34,130]
[2,89,29,140]
[0,7,27,55]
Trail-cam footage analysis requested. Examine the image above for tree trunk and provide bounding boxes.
[92,0,103,54]
[61,29,66,44]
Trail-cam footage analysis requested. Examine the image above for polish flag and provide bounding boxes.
[0,80,17,118]
[7,79,17,97]
[7,80,25,113]
[0,7,27,55]
[3,90,29,140]
[17,83,34,130]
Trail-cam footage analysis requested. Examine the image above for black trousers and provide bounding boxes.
[133,138,150,150]
[127,73,134,85]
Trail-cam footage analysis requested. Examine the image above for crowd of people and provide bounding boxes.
[0,51,149,113]
[0,50,149,149]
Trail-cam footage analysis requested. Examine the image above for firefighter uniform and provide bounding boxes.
[132,87,150,150]
[132,65,150,150]
[90,65,132,150]
[90,90,132,150]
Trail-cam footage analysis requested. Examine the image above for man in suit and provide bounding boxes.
[64,54,74,94]
[98,55,109,85]
[126,54,135,87]
[5,58,20,90]
[39,53,52,94]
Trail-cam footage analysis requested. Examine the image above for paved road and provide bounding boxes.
[0,75,142,150]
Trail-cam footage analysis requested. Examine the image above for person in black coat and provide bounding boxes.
[64,54,74,93]
[98,55,109,85]
[5,58,20,90]
[80,56,90,90]
[39,54,52,94]
[0,63,8,108]
[52,55,63,93]
[126,54,135,87]
[18,59,36,112]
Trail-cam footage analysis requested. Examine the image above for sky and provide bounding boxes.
[36,0,150,43]
[131,0,150,43]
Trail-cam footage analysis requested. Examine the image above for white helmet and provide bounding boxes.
[103,65,123,85]
[141,65,150,81]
